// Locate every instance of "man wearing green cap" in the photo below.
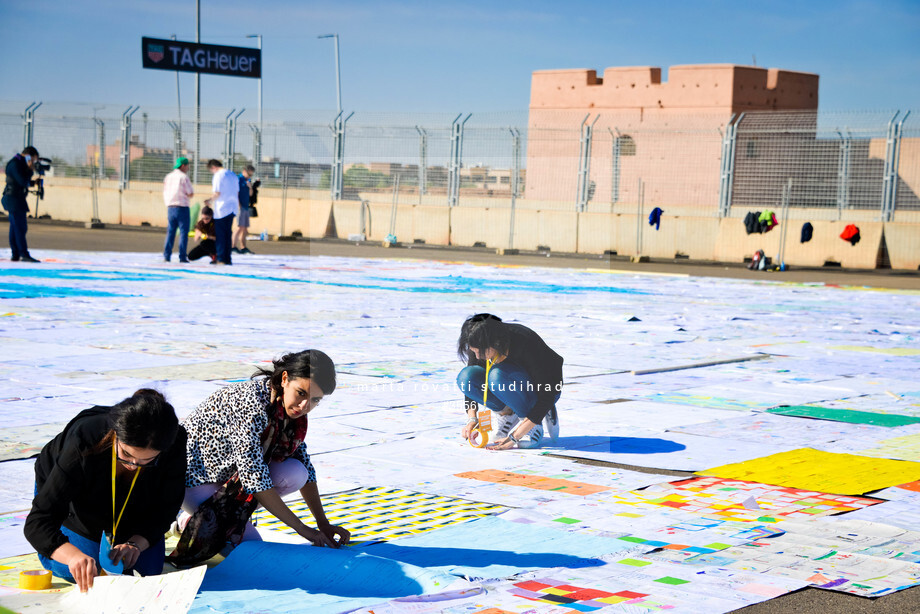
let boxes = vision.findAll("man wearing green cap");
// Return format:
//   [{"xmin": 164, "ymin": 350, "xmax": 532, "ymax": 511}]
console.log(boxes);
[{"xmin": 163, "ymin": 157, "xmax": 194, "ymax": 262}]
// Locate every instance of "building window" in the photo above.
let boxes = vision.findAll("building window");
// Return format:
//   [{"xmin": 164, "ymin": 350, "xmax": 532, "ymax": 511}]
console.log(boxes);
[
  {"xmin": 746, "ymin": 138, "xmax": 758, "ymax": 158},
  {"xmin": 618, "ymin": 135, "xmax": 636, "ymax": 156}
]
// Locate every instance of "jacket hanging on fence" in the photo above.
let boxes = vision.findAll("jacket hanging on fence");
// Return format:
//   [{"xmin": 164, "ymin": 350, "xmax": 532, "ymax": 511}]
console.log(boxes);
[
  {"xmin": 744, "ymin": 211, "xmax": 763, "ymax": 234},
  {"xmin": 840, "ymin": 224, "xmax": 861, "ymax": 245},
  {"xmin": 648, "ymin": 207, "xmax": 663, "ymax": 230},
  {"xmin": 759, "ymin": 209, "xmax": 778, "ymax": 233},
  {"xmin": 801, "ymin": 222, "xmax": 814, "ymax": 243}
]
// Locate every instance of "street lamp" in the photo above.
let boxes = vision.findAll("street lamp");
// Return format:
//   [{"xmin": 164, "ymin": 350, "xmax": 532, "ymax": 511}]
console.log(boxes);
[
  {"xmin": 246, "ymin": 34, "xmax": 262, "ymax": 131},
  {"xmin": 317, "ymin": 34, "xmax": 342, "ymax": 114}
]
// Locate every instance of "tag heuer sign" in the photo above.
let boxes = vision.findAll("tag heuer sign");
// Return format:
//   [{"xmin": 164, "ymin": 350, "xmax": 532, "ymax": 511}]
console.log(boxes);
[{"xmin": 141, "ymin": 36, "xmax": 261, "ymax": 79}]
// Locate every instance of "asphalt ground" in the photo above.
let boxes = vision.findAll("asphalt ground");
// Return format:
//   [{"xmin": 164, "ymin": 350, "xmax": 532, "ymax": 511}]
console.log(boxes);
[{"xmin": 5, "ymin": 218, "xmax": 920, "ymax": 612}]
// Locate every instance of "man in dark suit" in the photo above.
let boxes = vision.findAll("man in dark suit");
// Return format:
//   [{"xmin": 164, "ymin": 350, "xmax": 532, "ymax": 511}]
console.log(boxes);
[{"xmin": 2, "ymin": 146, "xmax": 41, "ymax": 262}]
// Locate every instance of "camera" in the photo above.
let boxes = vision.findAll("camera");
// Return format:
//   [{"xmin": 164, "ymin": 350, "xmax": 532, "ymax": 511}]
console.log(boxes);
[
  {"xmin": 250, "ymin": 179, "xmax": 261, "ymax": 205},
  {"xmin": 31, "ymin": 157, "xmax": 52, "ymax": 200}
]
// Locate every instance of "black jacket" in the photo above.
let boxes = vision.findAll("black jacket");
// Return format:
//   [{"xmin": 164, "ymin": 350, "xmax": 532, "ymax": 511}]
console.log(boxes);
[
  {"xmin": 2, "ymin": 154, "xmax": 33, "ymax": 213},
  {"xmin": 467, "ymin": 323, "xmax": 563, "ymax": 423},
  {"xmin": 25, "ymin": 407, "xmax": 187, "ymax": 558}
]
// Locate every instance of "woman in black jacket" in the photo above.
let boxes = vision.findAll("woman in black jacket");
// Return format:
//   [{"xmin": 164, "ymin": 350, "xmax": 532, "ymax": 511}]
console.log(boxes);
[
  {"xmin": 457, "ymin": 314, "xmax": 563, "ymax": 450},
  {"xmin": 24, "ymin": 390, "xmax": 186, "ymax": 592}
]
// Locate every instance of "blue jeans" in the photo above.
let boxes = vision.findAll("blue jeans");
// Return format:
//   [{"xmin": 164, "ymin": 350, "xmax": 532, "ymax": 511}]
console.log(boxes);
[
  {"xmin": 214, "ymin": 214, "xmax": 235, "ymax": 264},
  {"xmin": 37, "ymin": 525, "xmax": 166, "ymax": 581},
  {"xmin": 457, "ymin": 362, "xmax": 560, "ymax": 419},
  {"xmin": 163, "ymin": 206, "xmax": 190, "ymax": 261},
  {"xmin": 8, "ymin": 208, "xmax": 30, "ymax": 259}
]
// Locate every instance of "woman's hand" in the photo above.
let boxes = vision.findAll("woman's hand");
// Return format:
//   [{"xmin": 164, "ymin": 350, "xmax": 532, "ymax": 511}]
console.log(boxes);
[
  {"xmin": 68, "ymin": 552, "xmax": 98, "ymax": 593},
  {"xmin": 486, "ymin": 436, "xmax": 516, "ymax": 451},
  {"xmin": 315, "ymin": 522, "xmax": 351, "ymax": 548},
  {"xmin": 461, "ymin": 419, "xmax": 477, "ymax": 440},
  {"xmin": 109, "ymin": 536, "xmax": 147, "ymax": 570},
  {"xmin": 307, "ymin": 527, "xmax": 337, "ymax": 548}
]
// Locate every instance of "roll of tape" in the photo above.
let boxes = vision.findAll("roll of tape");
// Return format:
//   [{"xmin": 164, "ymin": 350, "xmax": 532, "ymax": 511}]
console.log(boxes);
[
  {"xmin": 469, "ymin": 428, "xmax": 489, "ymax": 448},
  {"xmin": 19, "ymin": 569, "xmax": 52, "ymax": 590}
]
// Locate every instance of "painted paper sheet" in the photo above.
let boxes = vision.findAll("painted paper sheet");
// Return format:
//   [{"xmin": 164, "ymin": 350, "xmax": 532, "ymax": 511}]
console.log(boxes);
[
  {"xmin": 765, "ymin": 405, "xmax": 920, "ymax": 427},
  {"xmin": 252, "ymin": 486, "xmax": 506, "ymax": 543},
  {"xmin": 357, "ymin": 515, "xmax": 648, "ymax": 580},
  {"xmin": 191, "ymin": 541, "xmax": 468, "ymax": 614},
  {"xmin": 698, "ymin": 448, "xmax": 920, "ymax": 495}
]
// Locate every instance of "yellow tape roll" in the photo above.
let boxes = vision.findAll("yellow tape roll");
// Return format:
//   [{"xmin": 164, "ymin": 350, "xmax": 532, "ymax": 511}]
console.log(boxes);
[
  {"xmin": 19, "ymin": 569, "xmax": 52, "ymax": 590},
  {"xmin": 468, "ymin": 428, "xmax": 489, "ymax": 448}
]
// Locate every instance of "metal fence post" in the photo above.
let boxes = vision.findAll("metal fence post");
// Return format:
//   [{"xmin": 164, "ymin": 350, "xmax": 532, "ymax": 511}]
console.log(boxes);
[
  {"xmin": 223, "ymin": 109, "xmax": 244, "ymax": 171},
  {"xmin": 280, "ymin": 165, "xmax": 288, "ymax": 236},
  {"xmin": 329, "ymin": 111, "xmax": 353, "ymax": 201},
  {"xmin": 881, "ymin": 110, "xmax": 910, "ymax": 222},
  {"xmin": 835, "ymin": 129, "xmax": 851, "ymax": 219},
  {"xmin": 448, "ymin": 113, "xmax": 471, "ymax": 207},
  {"xmin": 508, "ymin": 127, "xmax": 521, "ymax": 250},
  {"xmin": 250, "ymin": 124, "xmax": 262, "ymax": 170},
  {"xmin": 718, "ymin": 113, "xmax": 741, "ymax": 218},
  {"xmin": 609, "ymin": 127, "xmax": 621, "ymax": 205},
  {"xmin": 22, "ymin": 101, "xmax": 41, "ymax": 148},
  {"xmin": 94, "ymin": 118, "xmax": 106, "ymax": 179},
  {"xmin": 778, "ymin": 178, "xmax": 792, "ymax": 269},
  {"xmin": 576, "ymin": 114, "xmax": 598, "ymax": 212},
  {"xmin": 119, "ymin": 105, "xmax": 140, "ymax": 191},
  {"xmin": 168, "ymin": 121, "xmax": 182, "ymax": 164},
  {"xmin": 635, "ymin": 178, "xmax": 644, "ymax": 257},
  {"xmin": 415, "ymin": 126, "xmax": 428, "ymax": 203}
]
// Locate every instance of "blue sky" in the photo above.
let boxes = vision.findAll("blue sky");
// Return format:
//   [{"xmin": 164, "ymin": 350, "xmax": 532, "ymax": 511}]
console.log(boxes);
[{"xmin": 1, "ymin": 0, "xmax": 917, "ymax": 114}]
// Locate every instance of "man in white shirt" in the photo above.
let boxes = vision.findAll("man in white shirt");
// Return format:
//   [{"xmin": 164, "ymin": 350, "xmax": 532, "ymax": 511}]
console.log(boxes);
[
  {"xmin": 204, "ymin": 159, "xmax": 240, "ymax": 265},
  {"xmin": 162, "ymin": 157, "xmax": 194, "ymax": 262}
]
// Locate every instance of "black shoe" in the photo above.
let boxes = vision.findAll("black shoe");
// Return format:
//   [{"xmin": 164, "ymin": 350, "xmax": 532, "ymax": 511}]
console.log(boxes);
[
  {"xmin": 231, "ymin": 247, "xmax": 242, "ymax": 254},
  {"xmin": 241, "ymin": 247, "xmax": 254, "ymax": 254},
  {"xmin": 179, "ymin": 259, "xmax": 189, "ymax": 263},
  {"xmin": 21, "ymin": 255, "xmax": 40, "ymax": 263},
  {"xmin": 11, "ymin": 255, "xmax": 20, "ymax": 262}
]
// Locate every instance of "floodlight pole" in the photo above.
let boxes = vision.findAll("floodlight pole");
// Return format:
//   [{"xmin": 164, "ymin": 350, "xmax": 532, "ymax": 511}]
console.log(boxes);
[
  {"xmin": 318, "ymin": 34, "xmax": 342, "ymax": 114},
  {"xmin": 194, "ymin": 0, "xmax": 201, "ymax": 184},
  {"xmin": 246, "ymin": 34, "xmax": 263, "ymax": 132}
]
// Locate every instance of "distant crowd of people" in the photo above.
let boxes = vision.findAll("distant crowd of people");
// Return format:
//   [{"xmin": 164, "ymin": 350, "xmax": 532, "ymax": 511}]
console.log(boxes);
[{"xmin": 162, "ymin": 157, "xmax": 257, "ymax": 266}]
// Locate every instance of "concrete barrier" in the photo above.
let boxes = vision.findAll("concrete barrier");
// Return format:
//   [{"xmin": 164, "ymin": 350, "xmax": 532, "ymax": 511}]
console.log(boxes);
[
  {"xmin": 883, "ymin": 223, "xmax": 920, "ymax": 270},
  {"xmin": 449, "ymin": 208, "xmax": 511, "ymax": 248},
  {"xmin": 716, "ymin": 217, "xmax": 884, "ymax": 269},
  {"xmin": 23, "ymin": 177, "xmax": 920, "ymax": 270}
]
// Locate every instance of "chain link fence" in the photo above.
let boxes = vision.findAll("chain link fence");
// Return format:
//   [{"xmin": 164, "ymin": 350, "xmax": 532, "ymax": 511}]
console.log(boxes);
[{"xmin": 1, "ymin": 102, "xmax": 917, "ymax": 218}]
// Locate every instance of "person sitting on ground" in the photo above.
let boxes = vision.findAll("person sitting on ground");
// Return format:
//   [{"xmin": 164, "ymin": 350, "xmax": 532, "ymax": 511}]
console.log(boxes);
[
  {"xmin": 188, "ymin": 206, "xmax": 217, "ymax": 264},
  {"xmin": 171, "ymin": 349, "xmax": 350, "ymax": 566},
  {"xmin": 24, "ymin": 390, "xmax": 187, "ymax": 592},
  {"xmin": 457, "ymin": 313, "xmax": 563, "ymax": 450}
]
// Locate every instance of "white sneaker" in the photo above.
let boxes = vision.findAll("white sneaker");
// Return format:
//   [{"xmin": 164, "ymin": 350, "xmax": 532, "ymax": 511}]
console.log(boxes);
[
  {"xmin": 492, "ymin": 411, "xmax": 520, "ymax": 442},
  {"xmin": 517, "ymin": 423, "xmax": 544, "ymax": 449},
  {"xmin": 543, "ymin": 407, "xmax": 560, "ymax": 442}
]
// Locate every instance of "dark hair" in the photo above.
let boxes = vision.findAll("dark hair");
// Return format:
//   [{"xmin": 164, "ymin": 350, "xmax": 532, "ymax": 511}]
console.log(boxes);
[
  {"xmin": 254, "ymin": 349, "xmax": 337, "ymax": 396},
  {"xmin": 109, "ymin": 389, "xmax": 179, "ymax": 451},
  {"xmin": 243, "ymin": 164, "xmax": 255, "ymax": 174},
  {"xmin": 207, "ymin": 159, "xmax": 222, "ymax": 168},
  {"xmin": 22, "ymin": 146, "xmax": 39, "ymax": 157},
  {"xmin": 201, "ymin": 206, "xmax": 213, "ymax": 216},
  {"xmin": 457, "ymin": 313, "xmax": 510, "ymax": 361}
]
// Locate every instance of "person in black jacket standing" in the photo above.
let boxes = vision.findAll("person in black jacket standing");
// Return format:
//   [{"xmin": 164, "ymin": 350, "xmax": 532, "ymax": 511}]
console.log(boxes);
[
  {"xmin": 2, "ymin": 146, "xmax": 41, "ymax": 262},
  {"xmin": 457, "ymin": 314, "xmax": 563, "ymax": 450},
  {"xmin": 24, "ymin": 390, "xmax": 187, "ymax": 592}
]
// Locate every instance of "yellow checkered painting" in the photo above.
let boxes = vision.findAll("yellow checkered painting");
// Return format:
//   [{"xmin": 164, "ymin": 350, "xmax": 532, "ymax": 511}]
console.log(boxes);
[{"xmin": 252, "ymin": 487, "xmax": 507, "ymax": 543}]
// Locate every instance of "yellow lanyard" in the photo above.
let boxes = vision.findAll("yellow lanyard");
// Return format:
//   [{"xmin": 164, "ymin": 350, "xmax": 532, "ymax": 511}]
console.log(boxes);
[
  {"xmin": 483, "ymin": 358, "xmax": 493, "ymax": 406},
  {"xmin": 111, "ymin": 443, "xmax": 141, "ymax": 539}
]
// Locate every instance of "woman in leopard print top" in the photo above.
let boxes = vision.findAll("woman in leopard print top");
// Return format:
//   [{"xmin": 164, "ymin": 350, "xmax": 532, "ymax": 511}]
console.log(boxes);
[{"xmin": 180, "ymin": 349, "xmax": 349, "ymax": 548}]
